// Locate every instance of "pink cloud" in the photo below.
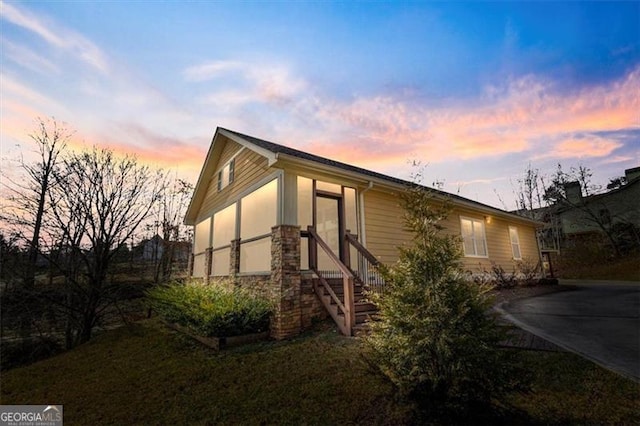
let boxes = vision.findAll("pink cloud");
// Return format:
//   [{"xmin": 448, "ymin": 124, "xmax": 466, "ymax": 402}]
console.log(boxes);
[
  {"xmin": 536, "ymin": 137, "xmax": 623, "ymax": 160},
  {"xmin": 293, "ymin": 66, "xmax": 639, "ymax": 172}
]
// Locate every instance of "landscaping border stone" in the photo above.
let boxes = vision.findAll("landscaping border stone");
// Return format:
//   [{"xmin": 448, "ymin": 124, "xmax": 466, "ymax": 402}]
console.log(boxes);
[{"xmin": 164, "ymin": 322, "xmax": 269, "ymax": 351}]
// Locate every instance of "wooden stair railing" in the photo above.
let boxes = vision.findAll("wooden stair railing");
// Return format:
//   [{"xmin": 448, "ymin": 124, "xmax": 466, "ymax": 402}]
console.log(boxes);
[
  {"xmin": 345, "ymin": 231, "xmax": 385, "ymax": 295},
  {"xmin": 307, "ymin": 226, "xmax": 356, "ymax": 336}
]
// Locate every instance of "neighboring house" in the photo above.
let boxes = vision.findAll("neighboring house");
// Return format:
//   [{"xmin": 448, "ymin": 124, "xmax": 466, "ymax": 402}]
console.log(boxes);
[
  {"xmin": 141, "ymin": 235, "xmax": 164, "ymax": 262},
  {"xmin": 140, "ymin": 235, "xmax": 192, "ymax": 263},
  {"xmin": 555, "ymin": 167, "xmax": 640, "ymax": 254},
  {"xmin": 184, "ymin": 128, "xmax": 543, "ymax": 338}
]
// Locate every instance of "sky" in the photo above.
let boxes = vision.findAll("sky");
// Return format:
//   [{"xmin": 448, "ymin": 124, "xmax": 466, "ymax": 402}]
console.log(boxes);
[{"xmin": 1, "ymin": 1, "xmax": 639, "ymax": 210}]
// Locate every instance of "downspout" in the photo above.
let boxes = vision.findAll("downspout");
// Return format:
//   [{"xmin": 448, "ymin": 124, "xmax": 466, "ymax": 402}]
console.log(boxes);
[{"xmin": 358, "ymin": 181, "xmax": 374, "ymax": 246}]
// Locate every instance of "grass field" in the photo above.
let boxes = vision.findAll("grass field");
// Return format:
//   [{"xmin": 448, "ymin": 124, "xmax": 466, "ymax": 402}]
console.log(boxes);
[{"xmin": 1, "ymin": 319, "xmax": 638, "ymax": 425}]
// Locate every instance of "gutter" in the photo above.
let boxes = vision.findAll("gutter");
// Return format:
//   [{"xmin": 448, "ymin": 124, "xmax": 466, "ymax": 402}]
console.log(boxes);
[{"xmin": 358, "ymin": 182, "xmax": 374, "ymax": 246}]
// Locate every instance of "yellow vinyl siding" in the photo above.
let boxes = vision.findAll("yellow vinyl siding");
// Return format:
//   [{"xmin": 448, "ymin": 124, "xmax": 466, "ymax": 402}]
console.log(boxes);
[
  {"xmin": 448, "ymin": 209, "xmax": 540, "ymax": 273},
  {"xmin": 218, "ymin": 139, "xmax": 242, "ymax": 168},
  {"xmin": 363, "ymin": 189, "xmax": 540, "ymax": 271},
  {"xmin": 363, "ymin": 189, "xmax": 412, "ymax": 265},
  {"xmin": 197, "ymin": 146, "xmax": 272, "ymax": 221}
]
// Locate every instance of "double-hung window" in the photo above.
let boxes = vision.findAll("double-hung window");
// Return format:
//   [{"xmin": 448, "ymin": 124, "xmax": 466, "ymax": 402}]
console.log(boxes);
[
  {"xmin": 460, "ymin": 217, "xmax": 488, "ymax": 257},
  {"xmin": 509, "ymin": 226, "xmax": 522, "ymax": 260},
  {"xmin": 217, "ymin": 159, "xmax": 235, "ymax": 191}
]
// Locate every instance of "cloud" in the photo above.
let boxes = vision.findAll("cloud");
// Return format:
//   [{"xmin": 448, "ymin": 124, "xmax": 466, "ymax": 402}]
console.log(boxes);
[
  {"xmin": 1, "ymin": 40, "xmax": 59, "ymax": 74},
  {"xmin": 294, "ymin": 66, "xmax": 640, "ymax": 171},
  {"xmin": 185, "ymin": 60, "xmax": 308, "ymax": 107},
  {"xmin": 535, "ymin": 136, "xmax": 623, "ymax": 160},
  {"xmin": 179, "ymin": 61, "xmax": 638, "ymax": 179},
  {"xmin": 0, "ymin": 1, "xmax": 109, "ymax": 72},
  {"xmin": 183, "ymin": 60, "xmax": 243, "ymax": 81},
  {"xmin": 602, "ymin": 155, "xmax": 637, "ymax": 164}
]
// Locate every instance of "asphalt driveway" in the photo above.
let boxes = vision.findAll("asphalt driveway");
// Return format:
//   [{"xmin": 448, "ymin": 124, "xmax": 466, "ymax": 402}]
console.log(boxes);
[{"xmin": 499, "ymin": 280, "xmax": 640, "ymax": 382}]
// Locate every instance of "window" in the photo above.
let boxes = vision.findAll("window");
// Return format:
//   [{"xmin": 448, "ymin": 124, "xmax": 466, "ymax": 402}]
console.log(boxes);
[
  {"xmin": 212, "ymin": 203, "xmax": 236, "ymax": 249},
  {"xmin": 239, "ymin": 179, "xmax": 278, "ymax": 273},
  {"xmin": 509, "ymin": 226, "xmax": 522, "ymax": 260},
  {"xmin": 240, "ymin": 179, "xmax": 278, "ymax": 240},
  {"xmin": 316, "ymin": 180, "xmax": 341, "ymax": 194},
  {"xmin": 210, "ymin": 203, "xmax": 236, "ymax": 277},
  {"xmin": 217, "ymin": 159, "xmax": 235, "ymax": 191},
  {"xmin": 460, "ymin": 217, "xmax": 487, "ymax": 257},
  {"xmin": 212, "ymin": 248, "xmax": 230, "ymax": 276},
  {"xmin": 297, "ymin": 176, "xmax": 313, "ymax": 230},
  {"xmin": 194, "ymin": 217, "xmax": 211, "ymax": 253}
]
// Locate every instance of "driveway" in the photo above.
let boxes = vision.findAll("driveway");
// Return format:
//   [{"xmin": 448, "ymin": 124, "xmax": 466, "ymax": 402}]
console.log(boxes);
[{"xmin": 499, "ymin": 280, "xmax": 640, "ymax": 382}]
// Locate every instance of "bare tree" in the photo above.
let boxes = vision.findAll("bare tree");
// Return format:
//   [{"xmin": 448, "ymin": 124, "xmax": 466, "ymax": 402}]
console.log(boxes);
[
  {"xmin": 45, "ymin": 147, "xmax": 167, "ymax": 346},
  {"xmin": 0, "ymin": 117, "xmax": 71, "ymax": 288},
  {"xmin": 513, "ymin": 163, "xmax": 545, "ymax": 218},
  {"xmin": 153, "ymin": 177, "xmax": 194, "ymax": 282}
]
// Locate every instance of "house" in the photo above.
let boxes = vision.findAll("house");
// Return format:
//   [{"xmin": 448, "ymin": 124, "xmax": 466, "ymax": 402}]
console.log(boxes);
[
  {"xmin": 141, "ymin": 235, "xmax": 164, "ymax": 262},
  {"xmin": 555, "ymin": 167, "xmax": 640, "ymax": 254},
  {"xmin": 184, "ymin": 128, "xmax": 543, "ymax": 338}
]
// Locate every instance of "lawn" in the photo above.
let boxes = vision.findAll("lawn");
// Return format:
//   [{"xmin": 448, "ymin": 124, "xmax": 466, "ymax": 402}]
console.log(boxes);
[{"xmin": 1, "ymin": 319, "xmax": 639, "ymax": 425}]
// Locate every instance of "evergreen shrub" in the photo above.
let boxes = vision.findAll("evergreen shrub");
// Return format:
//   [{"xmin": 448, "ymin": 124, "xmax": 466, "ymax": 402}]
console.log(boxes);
[
  {"xmin": 147, "ymin": 280, "xmax": 271, "ymax": 337},
  {"xmin": 364, "ymin": 183, "xmax": 528, "ymax": 406}
]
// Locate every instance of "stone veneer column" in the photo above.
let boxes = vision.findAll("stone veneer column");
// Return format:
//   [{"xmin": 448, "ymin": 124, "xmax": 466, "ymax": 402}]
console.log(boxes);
[
  {"xmin": 204, "ymin": 247, "xmax": 213, "ymax": 284},
  {"xmin": 230, "ymin": 239, "xmax": 240, "ymax": 276},
  {"xmin": 187, "ymin": 253, "xmax": 194, "ymax": 277},
  {"xmin": 270, "ymin": 225, "xmax": 301, "ymax": 339}
]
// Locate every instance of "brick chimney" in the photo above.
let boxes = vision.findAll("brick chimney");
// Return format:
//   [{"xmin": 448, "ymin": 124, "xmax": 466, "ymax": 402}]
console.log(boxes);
[
  {"xmin": 624, "ymin": 166, "xmax": 640, "ymax": 183},
  {"xmin": 564, "ymin": 181, "xmax": 582, "ymax": 204}
]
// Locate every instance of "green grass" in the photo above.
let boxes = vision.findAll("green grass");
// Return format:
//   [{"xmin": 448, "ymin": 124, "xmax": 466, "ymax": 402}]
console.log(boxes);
[{"xmin": 1, "ymin": 320, "xmax": 638, "ymax": 425}]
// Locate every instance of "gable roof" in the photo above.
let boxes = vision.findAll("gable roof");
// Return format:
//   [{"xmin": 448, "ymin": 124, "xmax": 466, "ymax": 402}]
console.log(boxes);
[{"xmin": 185, "ymin": 127, "xmax": 542, "ymax": 226}]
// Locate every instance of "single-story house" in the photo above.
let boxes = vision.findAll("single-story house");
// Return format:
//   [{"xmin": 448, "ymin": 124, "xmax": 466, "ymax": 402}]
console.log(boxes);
[{"xmin": 184, "ymin": 128, "xmax": 542, "ymax": 338}]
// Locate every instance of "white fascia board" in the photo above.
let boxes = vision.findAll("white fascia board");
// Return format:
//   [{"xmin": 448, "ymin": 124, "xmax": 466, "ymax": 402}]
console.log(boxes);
[{"xmin": 218, "ymin": 129, "xmax": 278, "ymax": 166}]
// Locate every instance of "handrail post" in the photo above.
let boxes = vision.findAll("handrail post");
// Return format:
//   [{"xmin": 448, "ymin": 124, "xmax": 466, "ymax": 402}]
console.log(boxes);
[
  {"xmin": 343, "ymin": 275, "xmax": 355, "ymax": 336},
  {"xmin": 343, "ymin": 229, "xmax": 351, "ymax": 270},
  {"xmin": 308, "ymin": 226, "xmax": 317, "ymax": 270}
]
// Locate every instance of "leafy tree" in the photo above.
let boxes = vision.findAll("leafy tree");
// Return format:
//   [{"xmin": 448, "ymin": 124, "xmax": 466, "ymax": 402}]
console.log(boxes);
[{"xmin": 364, "ymin": 183, "xmax": 526, "ymax": 406}]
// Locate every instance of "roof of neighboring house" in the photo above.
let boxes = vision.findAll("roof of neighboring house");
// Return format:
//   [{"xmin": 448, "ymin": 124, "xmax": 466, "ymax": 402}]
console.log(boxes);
[
  {"xmin": 555, "ymin": 175, "xmax": 640, "ymax": 214},
  {"xmin": 185, "ymin": 127, "xmax": 543, "ymax": 226}
]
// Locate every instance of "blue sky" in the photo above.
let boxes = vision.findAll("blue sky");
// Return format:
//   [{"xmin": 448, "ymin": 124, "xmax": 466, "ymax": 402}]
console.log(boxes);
[{"xmin": 2, "ymin": 1, "xmax": 639, "ymax": 209}]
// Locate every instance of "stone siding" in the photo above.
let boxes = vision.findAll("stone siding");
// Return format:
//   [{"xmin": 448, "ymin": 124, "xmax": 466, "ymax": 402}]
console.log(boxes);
[
  {"xmin": 201, "ymin": 225, "xmax": 328, "ymax": 340},
  {"xmin": 270, "ymin": 225, "xmax": 302, "ymax": 339}
]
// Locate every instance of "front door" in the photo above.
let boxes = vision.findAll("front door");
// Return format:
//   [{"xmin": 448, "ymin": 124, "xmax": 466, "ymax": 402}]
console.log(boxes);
[{"xmin": 315, "ymin": 193, "xmax": 344, "ymax": 271}]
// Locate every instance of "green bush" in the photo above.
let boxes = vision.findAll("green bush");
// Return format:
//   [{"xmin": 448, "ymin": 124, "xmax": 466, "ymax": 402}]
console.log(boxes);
[
  {"xmin": 364, "ymin": 183, "xmax": 528, "ymax": 406},
  {"xmin": 147, "ymin": 280, "xmax": 272, "ymax": 337}
]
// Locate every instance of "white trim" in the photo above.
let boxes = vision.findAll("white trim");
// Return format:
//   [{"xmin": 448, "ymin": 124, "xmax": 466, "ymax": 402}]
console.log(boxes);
[{"xmin": 220, "ymin": 129, "xmax": 278, "ymax": 166}]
